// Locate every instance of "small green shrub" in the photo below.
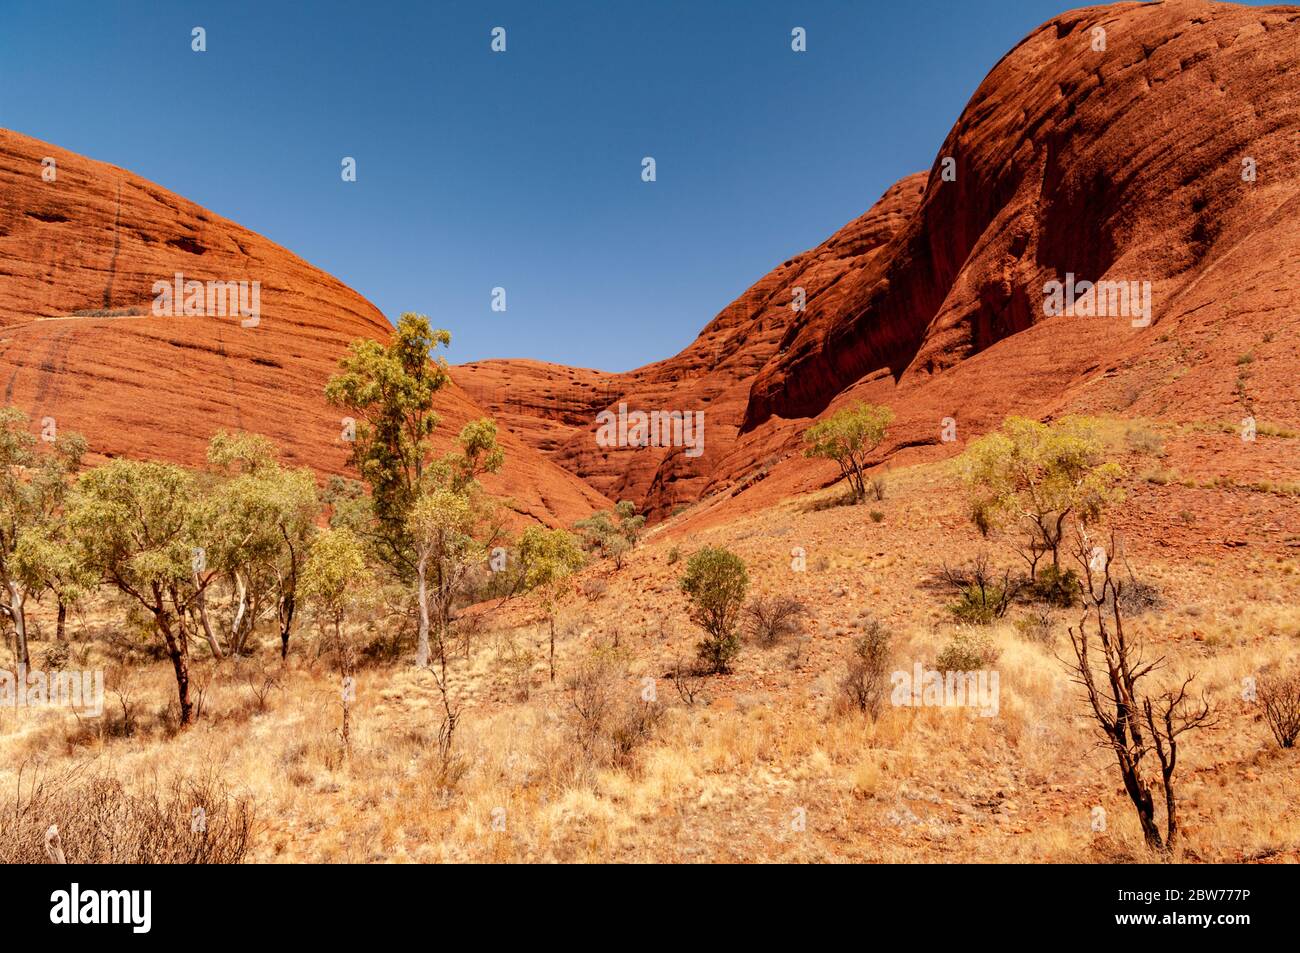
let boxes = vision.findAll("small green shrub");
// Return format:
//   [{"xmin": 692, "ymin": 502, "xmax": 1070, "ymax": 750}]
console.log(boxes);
[
  {"xmin": 839, "ymin": 617, "xmax": 894, "ymax": 718},
  {"xmin": 935, "ymin": 630, "xmax": 1000, "ymax": 673},
  {"xmin": 1014, "ymin": 609, "xmax": 1055, "ymax": 646},
  {"xmin": 679, "ymin": 547, "xmax": 749, "ymax": 674},
  {"xmin": 941, "ymin": 555, "xmax": 1020, "ymax": 624},
  {"xmin": 949, "ymin": 586, "xmax": 1010, "ymax": 625},
  {"xmin": 1033, "ymin": 565, "xmax": 1081, "ymax": 607}
]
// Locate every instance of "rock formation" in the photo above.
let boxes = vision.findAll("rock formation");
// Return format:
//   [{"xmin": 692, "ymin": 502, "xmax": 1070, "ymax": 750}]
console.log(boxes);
[
  {"xmin": 458, "ymin": 0, "xmax": 1300, "ymax": 522},
  {"xmin": 0, "ymin": 128, "xmax": 609, "ymax": 527}
]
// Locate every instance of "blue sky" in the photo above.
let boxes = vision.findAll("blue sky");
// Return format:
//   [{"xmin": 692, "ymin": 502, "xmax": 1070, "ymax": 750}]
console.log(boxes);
[{"xmin": 0, "ymin": 1, "xmax": 1224, "ymax": 371}]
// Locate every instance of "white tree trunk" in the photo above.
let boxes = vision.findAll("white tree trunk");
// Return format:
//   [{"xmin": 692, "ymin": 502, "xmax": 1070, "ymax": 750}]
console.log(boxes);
[
  {"xmin": 8, "ymin": 581, "xmax": 28, "ymax": 668},
  {"xmin": 229, "ymin": 573, "xmax": 256, "ymax": 656},
  {"xmin": 194, "ymin": 574, "xmax": 225, "ymax": 659},
  {"xmin": 415, "ymin": 553, "xmax": 431, "ymax": 669}
]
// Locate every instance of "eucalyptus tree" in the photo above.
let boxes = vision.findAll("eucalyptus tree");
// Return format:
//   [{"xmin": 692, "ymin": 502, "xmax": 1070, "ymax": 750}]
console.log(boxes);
[
  {"xmin": 204, "ymin": 431, "xmax": 319, "ymax": 658},
  {"xmin": 325, "ymin": 312, "xmax": 453, "ymax": 580},
  {"xmin": 0, "ymin": 408, "xmax": 86, "ymax": 665},
  {"xmin": 68, "ymin": 460, "xmax": 212, "ymax": 724},
  {"xmin": 517, "ymin": 526, "xmax": 585, "ymax": 682}
]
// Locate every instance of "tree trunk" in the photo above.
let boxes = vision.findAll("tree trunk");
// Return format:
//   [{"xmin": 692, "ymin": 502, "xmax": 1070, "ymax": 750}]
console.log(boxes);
[
  {"xmin": 194, "ymin": 576, "xmax": 225, "ymax": 659},
  {"xmin": 229, "ymin": 574, "xmax": 248, "ymax": 655},
  {"xmin": 279, "ymin": 532, "xmax": 299, "ymax": 660},
  {"xmin": 415, "ymin": 554, "xmax": 431, "ymax": 669},
  {"xmin": 55, "ymin": 599, "xmax": 66, "ymax": 642},
  {"xmin": 548, "ymin": 614, "xmax": 556, "ymax": 683},
  {"xmin": 1047, "ymin": 512, "xmax": 1068, "ymax": 573},
  {"xmin": 842, "ymin": 458, "xmax": 861, "ymax": 501},
  {"xmin": 231, "ymin": 578, "xmax": 258, "ymax": 656},
  {"xmin": 436, "ymin": 568, "xmax": 455, "ymax": 670},
  {"xmin": 156, "ymin": 610, "xmax": 193, "ymax": 726},
  {"xmin": 8, "ymin": 583, "xmax": 28, "ymax": 668},
  {"xmin": 1116, "ymin": 753, "xmax": 1162, "ymax": 849},
  {"xmin": 279, "ymin": 592, "xmax": 295, "ymax": 660},
  {"xmin": 1162, "ymin": 778, "xmax": 1179, "ymax": 850},
  {"xmin": 336, "ymin": 616, "xmax": 351, "ymax": 755}
]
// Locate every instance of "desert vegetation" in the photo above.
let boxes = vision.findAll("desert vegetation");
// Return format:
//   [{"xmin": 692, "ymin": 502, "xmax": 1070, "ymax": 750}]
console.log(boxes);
[
  {"xmin": 0, "ymin": 321, "xmax": 1296, "ymax": 865},
  {"xmin": 803, "ymin": 402, "xmax": 893, "ymax": 503}
]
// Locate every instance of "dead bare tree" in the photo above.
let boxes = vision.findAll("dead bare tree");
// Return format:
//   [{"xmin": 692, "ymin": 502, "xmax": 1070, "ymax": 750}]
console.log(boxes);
[
  {"xmin": 743, "ymin": 594, "xmax": 809, "ymax": 647},
  {"xmin": 106, "ymin": 665, "xmax": 138, "ymax": 738},
  {"xmin": 1064, "ymin": 530, "xmax": 1214, "ymax": 852},
  {"xmin": 669, "ymin": 656, "xmax": 704, "ymax": 707},
  {"xmin": 939, "ymin": 551, "xmax": 1023, "ymax": 622},
  {"xmin": 427, "ymin": 658, "xmax": 462, "ymax": 784},
  {"xmin": 238, "ymin": 657, "xmax": 283, "ymax": 713},
  {"xmin": 1258, "ymin": 669, "xmax": 1300, "ymax": 748},
  {"xmin": 838, "ymin": 616, "xmax": 894, "ymax": 718}
]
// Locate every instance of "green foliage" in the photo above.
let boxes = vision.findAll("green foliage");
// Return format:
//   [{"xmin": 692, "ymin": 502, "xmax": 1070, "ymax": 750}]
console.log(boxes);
[
  {"xmin": 0, "ymin": 407, "xmax": 87, "ymax": 662},
  {"xmin": 678, "ymin": 546, "xmax": 749, "ymax": 673},
  {"xmin": 322, "ymin": 476, "xmax": 371, "ymax": 536},
  {"xmin": 450, "ymin": 418, "xmax": 505, "ymax": 488},
  {"xmin": 206, "ymin": 430, "xmax": 278, "ymax": 475},
  {"xmin": 518, "ymin": 525, "xmax": 586, "ymax": 682},
  {"xmin": 408, "ymin": 485, "xmax": 488, "ymax": 667},
  {"xmin": 407, "ymin": 489, "xmax": 477, "ymax": 559},
  {"xmin": 803, "ymin": 402, "xmax": 893, "ymax": 502},
  {"xmin": 301, "ymin": 528, "xmax": 373, "ymax": 628},
  {"xmin": 574, "ymin": 500, "xmax": 645, "ymax": 569},
  {"xmin": 934, "ymin": 630, "xmax": 1000, "ymax": 673},
  {"xmin": 962, "ymin": 416, "xmax": 1124, "ymax": 571},
  {"xmin": 518, "ymin": 526, "xmax": 586, "ymax": 605},
  {"xmin": 941, "ymin": 555, "xmax": 1021, "ymax": 624},
  {"xmin": 67, "ymin": 457, "xmax": 206, "ymax": 721},
  {"xmin": 948, "ymin": 586, "xmax": 1011, "ymax": 625},
  {"xmin": 202, "ymin": 431, "xmax": 320, "ymax": 655},
  {"xmin": 324, "ymin": 312, "xmax": 453, "ymax": 577},
  {"xmin": 70, "ymin": 459, "xmax": 201, "ymax": 598},
  {"xmin": 1032, "ymin": 564, "xmax": 1082, "ymax": 607},
  {"xmin": 405, "ymin": 420, "xmax": 506, "ymax": 667},
  {"xmin": 13, "ymin": 528, "xmax": 94, "ymax": 611},
  {"xmin": 840, "ymin": 617, "xmax": 894, "ymax": 718}
]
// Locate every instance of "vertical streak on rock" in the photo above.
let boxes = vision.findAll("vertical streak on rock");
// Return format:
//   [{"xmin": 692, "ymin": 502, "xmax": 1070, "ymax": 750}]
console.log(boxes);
[{"xmin": 103, "ymin": 181, "xmax": 122, "ymax": 310}]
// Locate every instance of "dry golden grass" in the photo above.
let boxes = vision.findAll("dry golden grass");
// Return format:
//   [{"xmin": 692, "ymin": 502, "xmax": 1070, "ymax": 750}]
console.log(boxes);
[{"xmin": 2, "ymin": 445, "xmax": 1299, "ymax": 863}]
